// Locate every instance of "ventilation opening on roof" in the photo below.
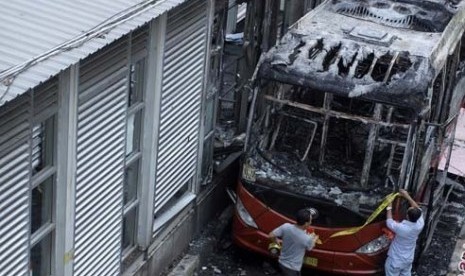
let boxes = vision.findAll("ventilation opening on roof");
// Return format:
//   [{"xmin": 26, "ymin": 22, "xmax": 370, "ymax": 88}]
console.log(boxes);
[
  {"xmin": 370, "ymin": 52, "xmax": 412, "ymax": 83},
  {"xmin": 309, "ymin": 39, "xmax": 324, "ymax": 59},
  {"xmin": 289, "ymin": 40, "xmax": 306, "ymax": 65},
  {"xmin": 371, "ymin": 53, "xmax": 393, "ymax": 82},
  {"xmin": 338, "ymin": 52, "xmax": 358, "ymax": 77},
  {"xmin": 330, "ymin": 0, "xmax": 452, "ymax": 32},
  {"xmin": 386, "ymin": 54, "xmax": 412, "ymax": 83},
  {"xmin": 322, "ymin": 43, "xmax": 342, "ymax": 71},
  {"xmin": 354, "ymin": 53, "xmax": 375, "ymax": 79}
]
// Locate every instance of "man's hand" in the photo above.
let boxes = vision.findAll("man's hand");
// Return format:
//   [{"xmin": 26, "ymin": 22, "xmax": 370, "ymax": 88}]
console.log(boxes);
[
  {"xmin": 399, "ymin": 189, "xmax": 410, "ymax": 199},
  {"xmin": 313, "ymin": 234, "xmax": 322, "ymax": 245},
  {"xmin": 399, "ymin": 189, "xmax": 420, "ymax": 209}
]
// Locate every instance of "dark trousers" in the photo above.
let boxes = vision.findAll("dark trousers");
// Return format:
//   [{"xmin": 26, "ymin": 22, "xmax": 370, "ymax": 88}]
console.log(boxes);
[{"xmin": 279, "ymin": 263, "xmax": 301, "ymax": 276}]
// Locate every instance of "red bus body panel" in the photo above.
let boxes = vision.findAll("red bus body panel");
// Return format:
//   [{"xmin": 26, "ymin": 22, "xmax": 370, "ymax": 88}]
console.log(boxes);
[{"xmin": 232, "ymin": 182, "xmax": 387, "ymax": 275}]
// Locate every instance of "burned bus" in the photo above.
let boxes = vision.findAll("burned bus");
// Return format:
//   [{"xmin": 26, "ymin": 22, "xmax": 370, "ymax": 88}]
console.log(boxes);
[{"xmin": 232, "ymin": 0, "xmax": 465, "ymax": 274}]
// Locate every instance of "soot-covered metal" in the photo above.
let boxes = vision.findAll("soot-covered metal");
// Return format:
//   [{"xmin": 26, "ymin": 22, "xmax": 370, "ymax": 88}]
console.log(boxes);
[
  {"xmin": 244, "ymin": 0, "xmax": 465, "ymax": 217},
  {"xmin": 244, "ymin": 92, "xmax": 407, "ymax": 215},
  {"xmin": 258, "ymin": 0, "xmax": 465, "ymax": 111},
  {"xmin": 330, "ymin": 0, "xmax": 454, "ymax": 32}
]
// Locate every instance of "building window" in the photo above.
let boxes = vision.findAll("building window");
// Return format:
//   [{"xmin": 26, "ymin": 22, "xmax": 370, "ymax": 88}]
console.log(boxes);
[
  {"xmin": 31, "ymin": 177, "xmax": 53, "ymax": 233},
  {"xmin": 126, "ymin": 111, "xmax": 142, "ymax": 157},
  {"xmin": 201, "ymin": 136, "xmax": 214, "ymax": 184},
  {"xmin": 124, "ymin": 160, "xmax": 139, "ymax": 205},
  {"xmin": 30, "ymin": 232, "xmax": 53, "ymax": 276},
  {"xmin": 122, "ymin": 207, "xmax": 137, "ymax": 250},
  {"xmin": 32, "ymin": 117, "xmax": 55, "ymax": 175},
  {"xmin": 202, "ymin": 97, "xmax": 215, "ymax": 180},
  {"xmin": 200, "ymin": 14, "xmax": 221, "ymax": 186},
  {"xmin": 122, "ymin": 58, "xmax": 145, "ymax": 256},
  {"xmin": 128, "ymin": 61, "xmax": 145, "ymax": 107},
  {"xmin": 30, "ymin": 116, "xmax": 56, "ymax": 276},
  {"xmin": 154, "ymin": 181, "xmax": 190, "ymax": 217}
]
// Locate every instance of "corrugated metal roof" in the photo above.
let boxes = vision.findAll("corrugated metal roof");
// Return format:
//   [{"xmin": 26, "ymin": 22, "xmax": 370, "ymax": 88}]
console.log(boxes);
[{"xmin": 0, "ymin": 0, "xmax": 189, "ymax": 106}]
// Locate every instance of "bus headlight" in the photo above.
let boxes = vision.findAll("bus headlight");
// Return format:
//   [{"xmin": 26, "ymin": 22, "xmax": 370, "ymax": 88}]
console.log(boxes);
[
  {"xmin": 355, "ymin": 235, "xmax": 390, "ymax": 254},
  {"xmin": 236, "ymin": 197, "xmax": 258, "ymax": 228}
]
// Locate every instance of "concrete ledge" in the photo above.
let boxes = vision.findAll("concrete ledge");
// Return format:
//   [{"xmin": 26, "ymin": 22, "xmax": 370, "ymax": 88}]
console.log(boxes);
[{"xmin": 167, "ymin": 255, "xmax": 200, "ymax": 276}]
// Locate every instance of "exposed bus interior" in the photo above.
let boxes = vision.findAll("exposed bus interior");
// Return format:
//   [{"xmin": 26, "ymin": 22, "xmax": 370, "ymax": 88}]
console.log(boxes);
[
  {"xmin": 239, "ymin": 0, "xmax": 465, "ymax": 229},
  {"xmin": 243, "ymin": 81, "xmax": 416, "ymax": 222}
]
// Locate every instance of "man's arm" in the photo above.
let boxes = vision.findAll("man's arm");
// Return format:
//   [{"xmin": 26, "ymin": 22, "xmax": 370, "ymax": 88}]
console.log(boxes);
[
  {"xmin": 269, "ymin": 225, "xmax": 283, "ymax": 244},
  {"xmin": 399, "ymin": 189, "xmax": 420, "ymax": 208},
  {"xmin": 306, "ymin": 234, "xmax": 317, "ymax": 251},
  {"xmin": 268, "ymin": 231, "xmax": 280, "ymax": 244},
  {"xmin": 386, "ymin": 202, "xmax": 393, "ymax": 220},
  {"xmin": 386, "ymin": 202, "xmax": 398, "ymax": 232},
  {"xmin": 386, "ymin": 189, "xmax": 421, "ymax": 232}
]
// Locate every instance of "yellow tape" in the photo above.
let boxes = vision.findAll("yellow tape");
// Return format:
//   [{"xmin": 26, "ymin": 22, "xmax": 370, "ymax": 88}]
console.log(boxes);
[
  {"xmin": 269, "ymin": 193, "xmax": 397, "ymax": 250},
  {"xmin": 327, "ymin": 192, "xmax": 399, "ymax": 239}
]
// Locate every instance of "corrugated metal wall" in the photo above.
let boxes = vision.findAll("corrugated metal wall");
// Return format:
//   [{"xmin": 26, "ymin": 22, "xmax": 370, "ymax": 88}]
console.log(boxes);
[
  {"xmin": 0, "ymin": 94, "xmax": 31, "ymax": 276},
  {"xmin": 0, "ymin": 77, "xmax": 59, "ymax": 276},
  {"xmin": 33, "ymin": 81, "xmax": 59, "ymax": 119},
  {"xmin": 73, "ymin": 38, "xmax": 128, "ymax": 276},
  {"xmin": 154, "ymin": 0, "xmax": 207, "ymax": 214},
  {"xmin": 131, "ymin": 26, "xmax": 149, "ymax": 58}
]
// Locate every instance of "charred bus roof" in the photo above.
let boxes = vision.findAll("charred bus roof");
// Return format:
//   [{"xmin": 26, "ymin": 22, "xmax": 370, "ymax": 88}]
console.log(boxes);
[{"xmin": 258, "ymin": 0, "xmax": 465, "ymax": 110}]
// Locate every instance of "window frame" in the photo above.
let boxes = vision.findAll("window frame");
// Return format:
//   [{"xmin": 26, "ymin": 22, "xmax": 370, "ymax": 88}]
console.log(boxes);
[
  {"xmin": 121, "ymin": 55, "xmax": 146, "ymax": 259},
  {"xmin": 29, "ymin": 114, "xmax": 57, "ymax": 276}
]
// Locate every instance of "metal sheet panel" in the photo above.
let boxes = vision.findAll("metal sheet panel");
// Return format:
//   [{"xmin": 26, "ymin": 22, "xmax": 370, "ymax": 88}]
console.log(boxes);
[
  {"xmin": 0, "ymin": 94, "xmax": 31, "ymax": 276},
  {"xmin": 0, "ymin": 0, "xmax": 191, "ymax": 108},
  {"xmin": 73, "ymin": 38, "xmax": 128, "ymax": 276},
  {"xmin": 154, "ymin": 0, "xmax": 207, "ymax": 214},
  {"xmin": 32, "ymin": 78, "xmax": 58, "ymax": 118},
  {"xmin": 131, "ymin": 26, "xmax": 150, "ymax": 58}
]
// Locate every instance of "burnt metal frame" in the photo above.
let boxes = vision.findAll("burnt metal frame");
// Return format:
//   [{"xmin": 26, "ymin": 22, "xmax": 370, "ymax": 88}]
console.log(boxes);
[
  {"xmin": 418, "ymin": 38, "xmax": 463, "ymax": 256},
  {"xmin": 269, "ymin": 111, "xmax": 318, "ymax": 161},
  {"xmin": 264, "ymin": 93, "xmax": 412, "ymax": 188}
]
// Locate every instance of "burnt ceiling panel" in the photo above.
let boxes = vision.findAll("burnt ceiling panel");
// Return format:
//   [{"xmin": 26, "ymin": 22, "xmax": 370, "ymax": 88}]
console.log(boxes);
[{"xmin": 260, "ymin": 32, "xmax": 431, "ymax": 110}]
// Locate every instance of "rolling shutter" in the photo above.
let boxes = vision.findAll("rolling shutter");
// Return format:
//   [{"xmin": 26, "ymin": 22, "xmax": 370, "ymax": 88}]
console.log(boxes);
[
  {"xmin": 154, "ymin": 0, "xmax": 207, "ymax": 214},
  {"xmin": 131, "ymin": 25, "xmax": 149, "ymax": 59},
  {"xmin": 0, "ymin": 94, "xmax": 31, "ymax": 276},
  {"xmin": 33, "ymin": 79, "xmax": 59, "ymax": 119},
  {"xmin": 32, "ymin": 79, "xmax": 59, "ymax": 171},
  {"xmin": 73, "ymin": 38, "xmax": 128, "ymax": 276}
]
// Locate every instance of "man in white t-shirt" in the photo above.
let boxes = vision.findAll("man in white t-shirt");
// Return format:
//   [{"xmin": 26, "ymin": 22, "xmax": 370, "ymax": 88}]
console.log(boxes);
[
  {"xmin": 385, "ymin": 189, "xmax": 424, "ymax": 276},
  {"xmin": 269, "ymin": 209, "xmax": 317, "ymax": 276}
]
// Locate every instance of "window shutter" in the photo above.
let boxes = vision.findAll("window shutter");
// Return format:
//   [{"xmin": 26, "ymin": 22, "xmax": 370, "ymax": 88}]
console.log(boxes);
[
  {"xmin": 0, "ymin": 94, "xmax": 31, "ymax": 276},
  {"xmin": 154, "ymin": 0, "xmax": 207, "ymax": 214},
  {"xmin": 73, "ymin": 38, "xmax": 128, "ymax": 276}
]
